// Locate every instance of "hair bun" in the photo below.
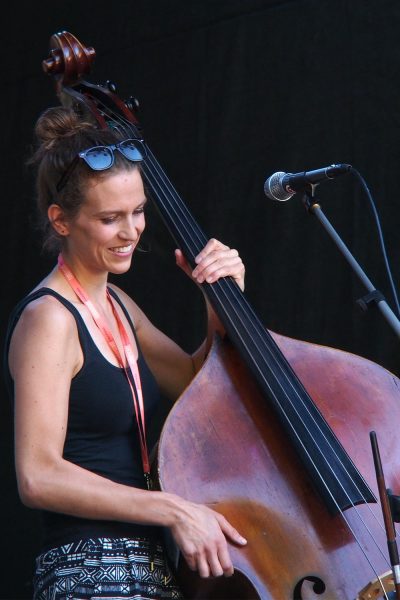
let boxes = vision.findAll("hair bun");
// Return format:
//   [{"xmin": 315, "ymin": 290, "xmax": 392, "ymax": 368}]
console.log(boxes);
[{"xmin": 34, "ymin": 106, "xmax": 94, "ymax": 149}]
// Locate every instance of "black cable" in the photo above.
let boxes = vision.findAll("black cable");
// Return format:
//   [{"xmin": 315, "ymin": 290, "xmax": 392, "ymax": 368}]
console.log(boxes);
[{"xmin": 350, "ymin": 167, "xmax": 400, "ymax": 318}]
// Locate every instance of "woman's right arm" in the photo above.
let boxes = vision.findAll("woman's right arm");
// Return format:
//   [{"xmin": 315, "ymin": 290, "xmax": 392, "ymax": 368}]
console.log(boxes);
[{"xmin": 8, "ymin": 296, "xmax": 246, "ymax": 578}]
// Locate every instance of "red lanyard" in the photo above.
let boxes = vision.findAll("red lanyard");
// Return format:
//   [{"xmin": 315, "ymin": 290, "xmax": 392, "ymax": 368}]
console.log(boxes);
[{"xmin": 57, "ymin": 254, "xmax": 152, "ymax": 490}]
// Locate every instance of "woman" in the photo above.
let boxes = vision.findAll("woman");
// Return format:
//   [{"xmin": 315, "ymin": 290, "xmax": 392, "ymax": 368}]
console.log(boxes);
[{"xmin": 4, "ymin": 106, "xmax": 247, "ymax": 599}]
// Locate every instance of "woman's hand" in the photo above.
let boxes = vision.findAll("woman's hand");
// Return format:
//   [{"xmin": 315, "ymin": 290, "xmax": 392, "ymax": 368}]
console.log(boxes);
[
  {"xmin": 175, "ymin": 238, "xmax": 245, "ymax": 292},
  {"xmin": 168, "ymin": 497, "xmax": 247, "ymax": 578}
]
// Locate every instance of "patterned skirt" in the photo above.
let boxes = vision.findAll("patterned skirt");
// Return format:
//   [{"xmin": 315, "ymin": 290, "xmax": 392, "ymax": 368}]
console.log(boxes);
[{"xmin": 33, "ymin": 537, "xmax": 184, "ymax": 599}]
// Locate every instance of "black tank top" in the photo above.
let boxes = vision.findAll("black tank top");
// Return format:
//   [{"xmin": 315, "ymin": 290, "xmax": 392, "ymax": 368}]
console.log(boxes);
[{"xmin": 4, "ymin": 287, "xmax": 163, "ymax": 550}]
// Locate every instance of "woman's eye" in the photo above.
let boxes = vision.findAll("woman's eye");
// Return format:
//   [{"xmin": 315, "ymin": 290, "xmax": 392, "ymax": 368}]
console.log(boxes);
[
  {"xmin": 101, "ymin": 216, "xmax": 117, "ymax": 224},
  {"xmin": 134, "ymin": 207, "xmax": 145, "ymax": 215}
]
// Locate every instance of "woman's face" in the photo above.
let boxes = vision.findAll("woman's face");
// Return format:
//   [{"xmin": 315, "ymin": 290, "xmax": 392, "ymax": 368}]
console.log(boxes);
[{"xmin": 64, "ymin": 168, "xmax": 146, "ymax": 276}]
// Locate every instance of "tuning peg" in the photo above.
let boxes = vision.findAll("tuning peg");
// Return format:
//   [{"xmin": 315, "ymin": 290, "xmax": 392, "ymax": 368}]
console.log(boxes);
[
  {"xmin": 106, "ymin": 80, "xmax": 117, "ymax": 93},
  {"xmin": 126, "ymin": 96, "xmax": 140, "ymax": 114}
]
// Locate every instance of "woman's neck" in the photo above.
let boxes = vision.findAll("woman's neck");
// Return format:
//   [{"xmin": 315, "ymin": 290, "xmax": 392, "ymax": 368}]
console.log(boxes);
[{"xmin": 58, "ymin": 251, "xmax": 110, "ymax": 308}]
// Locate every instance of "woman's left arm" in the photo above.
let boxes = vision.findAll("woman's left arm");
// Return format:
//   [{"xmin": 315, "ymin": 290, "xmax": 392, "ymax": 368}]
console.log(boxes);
[{"xmin": 117, "ymin": 239, "xmax": 245, "ymax": 401}]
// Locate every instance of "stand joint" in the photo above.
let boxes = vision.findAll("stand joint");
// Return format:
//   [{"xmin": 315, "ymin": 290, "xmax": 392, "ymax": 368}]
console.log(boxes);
[{"xmin": 356, "ymin": 289, "xmax": 385, "ymax": 313}]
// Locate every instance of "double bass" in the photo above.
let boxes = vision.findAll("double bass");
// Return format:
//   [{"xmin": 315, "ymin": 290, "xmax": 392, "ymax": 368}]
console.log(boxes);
[{"xmin": 42, "ymin": 31, "xmax": 400, "ymax": 599}]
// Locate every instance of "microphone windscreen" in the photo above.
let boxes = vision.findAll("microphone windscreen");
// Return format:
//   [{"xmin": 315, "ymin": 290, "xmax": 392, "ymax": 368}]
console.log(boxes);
[{"xmin": 264, "ymin": 171, "xmax": 294, "ymax": 201}]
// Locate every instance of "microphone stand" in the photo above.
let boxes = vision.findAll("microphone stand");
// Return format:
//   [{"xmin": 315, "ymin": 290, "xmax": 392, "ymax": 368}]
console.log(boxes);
[{"xmin": 302, "ymin": 187, "xmax": 400, "ymax": 339}]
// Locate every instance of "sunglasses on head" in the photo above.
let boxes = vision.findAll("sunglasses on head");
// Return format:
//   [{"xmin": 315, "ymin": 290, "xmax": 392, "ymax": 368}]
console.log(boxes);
[{"xmin": 56, "ymin": 138, "xmax": 147, "ymax": 193}]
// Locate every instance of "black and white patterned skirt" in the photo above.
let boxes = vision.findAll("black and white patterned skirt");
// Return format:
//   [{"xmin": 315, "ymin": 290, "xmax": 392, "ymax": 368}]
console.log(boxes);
[{"xmin": 33, "ymin": 537, "xmax": 184, "ymax": 599}]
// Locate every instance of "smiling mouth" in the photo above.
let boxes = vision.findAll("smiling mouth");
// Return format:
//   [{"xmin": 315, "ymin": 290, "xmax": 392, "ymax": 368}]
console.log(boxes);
[{"xmin": 110, "ymin": 244, "xmax": 133, "ymax": 253}]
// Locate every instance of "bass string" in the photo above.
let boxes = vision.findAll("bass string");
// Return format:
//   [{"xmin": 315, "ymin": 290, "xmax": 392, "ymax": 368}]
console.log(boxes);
[
  {"xmin": 95, "ymin": 101, "xmax": 391, "ymax": 594},
  {"xmin": 106, "ymin": 105, "xmax": 377, "ymax": 504},
  {"xmin": 104, "ymin": 105, "xmax": 383, "ymax": 505},
  {"xmin": 105, "ymin": 101, "xmax": 389, "ymax": 530}
]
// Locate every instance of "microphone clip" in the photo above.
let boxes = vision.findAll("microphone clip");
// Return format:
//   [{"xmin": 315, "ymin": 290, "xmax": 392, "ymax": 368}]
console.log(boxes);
[{"xmin": 356, "ymin": 289, "xmax": 386, "ymax": 314}]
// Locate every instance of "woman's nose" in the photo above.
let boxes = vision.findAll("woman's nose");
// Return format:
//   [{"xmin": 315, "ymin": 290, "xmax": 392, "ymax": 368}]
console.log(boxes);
[{"xmin": 119, "ymin": 215, "xmax": 144, "ymax": 239}]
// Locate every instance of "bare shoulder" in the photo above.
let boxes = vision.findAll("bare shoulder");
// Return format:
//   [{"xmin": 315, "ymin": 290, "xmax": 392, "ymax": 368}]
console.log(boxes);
[
  {"xmin": 12, "ymin": 294, "xmax": 77, "ymax": 338},
  {"xmin": 9, "ymin": 294, "xmax": 80, "ymax": 377}
]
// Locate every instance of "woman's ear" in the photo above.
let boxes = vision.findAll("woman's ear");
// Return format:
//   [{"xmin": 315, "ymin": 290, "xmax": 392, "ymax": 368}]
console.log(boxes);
[{"xmin": 48, "ymin": 204, "xmax": 70, "ymax": 237}]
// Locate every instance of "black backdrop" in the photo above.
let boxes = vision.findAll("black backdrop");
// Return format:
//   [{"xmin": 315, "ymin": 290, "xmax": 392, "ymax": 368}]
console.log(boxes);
[{"xmin": 2, "ymin": 1, "xmax": 400, "ymax": 597}]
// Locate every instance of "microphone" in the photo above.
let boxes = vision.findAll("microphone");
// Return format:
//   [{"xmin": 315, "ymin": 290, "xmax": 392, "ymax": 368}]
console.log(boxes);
[{"xmin": 264, "ymin": 163, "xmax": 352, "ymax": 201}]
